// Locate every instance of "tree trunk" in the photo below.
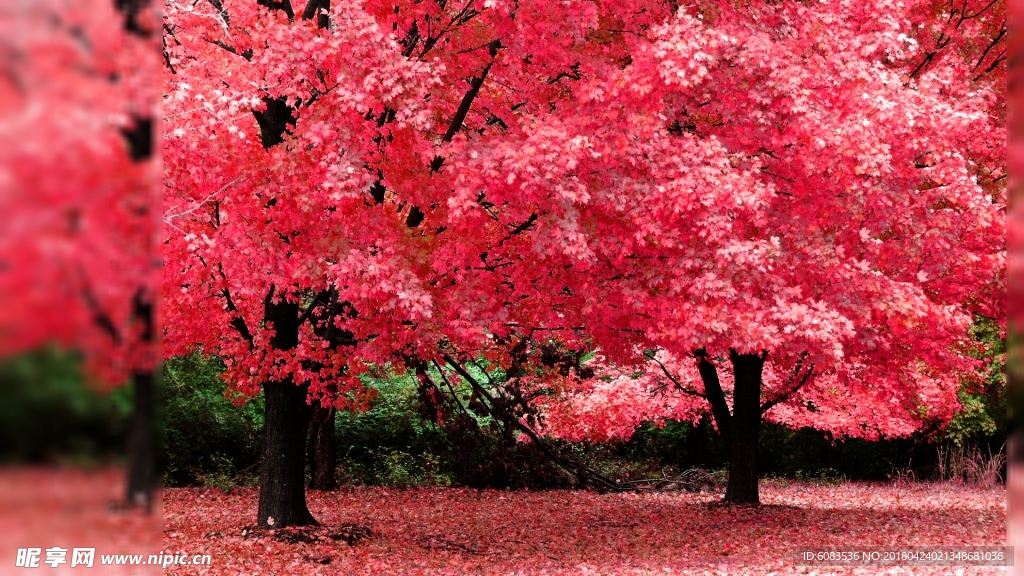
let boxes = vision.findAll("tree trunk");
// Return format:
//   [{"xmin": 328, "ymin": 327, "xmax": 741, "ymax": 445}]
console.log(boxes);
[
  {"xmin": 723, "ymin": 351, "xmax": 765, "ymax": 505},
  {"xmin": 307, "ymin": 404, "xmax": 337, "ymax": 491},
  {"xmin": 258, "ymin": 378, "xmax": 317, "ymax": 527},
  {"xmin": 126, "ymin": 369, "xmax": 157, "ymax": 512},
  {"xmin": 125, "ymin": 288, "xmax": 157, "ymax": 512},
  {"xmin": 257, "ymin": 293, "xmax": 317, "ymax": 528}
]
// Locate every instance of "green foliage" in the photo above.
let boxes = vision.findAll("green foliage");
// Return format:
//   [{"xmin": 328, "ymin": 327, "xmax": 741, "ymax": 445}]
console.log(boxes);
[
  {"xmin": 333, "ymin": 370, "xmax": 449, "ymax": 485},
  {"xmin": 618, "ymin": 419, "xmax": 725, "ymax": 470},
  {"xmin": 160, "ymin": 341, "xmax": 1006, "ymax": 489},
  {"xmin": 757, "ymin": 425, "xmax": 919, "ymax": 481},
  {"xmin": 337, "ymin": 369, "xmax": 544, "ymax": 488},
  {"xmin": 331, "ymin": 366, "xmax": 565, "ymax": 489},
  {"xmin": 941, "ymin": 317, "xmax": 1006, "ymax": 447},
  {"xmin": 362, "ymin": 450, "xmax": 450, "ymax": 488},
  {"xmin": 585, "ymin": 419, "xmax": 914, "ymax": 482},
  {"xmin": 200, "ymin": 455, "xmax": 251, "ymax": 492},
  {"xmin": 0, "ymin": 348, "xmax": 129, "ymax": 464},
  {"xmin": 791, "ymin": 467, "xmax": 846, "ymax": 486},
  {"xmin": 945, "ymin": 392, "xmax": 1001, "ymax": 444},
  {"xmin": 162, "ymin": 353, "xmax": 263, "ymax": 487}
]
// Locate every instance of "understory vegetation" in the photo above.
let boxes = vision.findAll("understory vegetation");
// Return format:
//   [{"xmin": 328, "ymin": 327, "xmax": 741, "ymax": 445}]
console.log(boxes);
[
  {"xmin": 0, "ymin": 338, "xmax": 1004, "ymax": 492},
  {"xmin": 0, "ymin": 348, "xmax": 132, "ymax": 466},
  {"xmin": 159, "ymin": 350, "xmax": 1006, "ymax": 491}
]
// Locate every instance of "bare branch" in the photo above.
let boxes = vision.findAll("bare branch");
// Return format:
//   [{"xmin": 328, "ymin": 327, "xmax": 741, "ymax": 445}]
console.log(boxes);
[
  {"xmin": 760, "ymin": 355, "xmax": 815, "ymax": 413},
  {"xmin": 296, "ymin": 289, "xmax": 329, "ymax": 325},
  {"xmin": 441, "ymin": 352, "xmax": 622, "ymax": 491},
  {"xmin": 643, "ymin": 350, "xmax": 707, "ymax": 399}
]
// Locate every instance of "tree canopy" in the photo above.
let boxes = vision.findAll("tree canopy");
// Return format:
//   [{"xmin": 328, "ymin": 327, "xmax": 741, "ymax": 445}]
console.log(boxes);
[{"xmin": 162, "ymin": 0, "xmax": 1004, "ymax": 511}]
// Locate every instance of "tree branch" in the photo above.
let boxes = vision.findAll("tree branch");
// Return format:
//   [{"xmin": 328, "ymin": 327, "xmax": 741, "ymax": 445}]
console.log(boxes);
[
  {"xmin": 760, "ymin": 356, "xmax": 815, "ymax": 413},
  {"xmin": 972, "ymin": 24, "xmax": 1006, "ymax": 71},
  {"xmin": 79, "ymin": 275, "xmax": 120, "ymax": 344},
  {"xmin": 296, "ymin": 289, "xmax": 328, "ymax": 326},
  {"xmin": 411, "ymin": 39, "xmax": 502, "ymax": 226},
  {"xmin": 439, "ymin": 40, "xmax": 502, "ymax": 146},
  {"xmin": 695, "ymin": 348, "xmax": 732, "ymax": 445},
  {"xmin": 300, "ymin": 0, "xmax": 330, "ymax": 28},
  {"xmin": 643, "ymin": 350, "xmax": 707, "ymax": 399},
  {"xmin": 440, "ymin": 352, "xmax": 621, "ymax": 491},
  {"xmin": 220, "ymin": 287, "xmax": 254, "ymax": 349},
  {"xmin": 257, "ymin": 0, "xmax": 294, "ymax": 21},
  {"xmin": 300, "ymin": 0, "xmax": 319, "ymax": 21}
]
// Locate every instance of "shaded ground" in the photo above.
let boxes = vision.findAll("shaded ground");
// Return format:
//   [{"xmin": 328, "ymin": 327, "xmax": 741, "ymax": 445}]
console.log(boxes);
[{"xmin": 162, "ymin": 481, "xmax": 1005, "ymax": 575}]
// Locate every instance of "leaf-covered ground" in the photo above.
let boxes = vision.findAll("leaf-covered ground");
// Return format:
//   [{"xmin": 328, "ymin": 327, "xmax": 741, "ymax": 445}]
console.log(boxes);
[
  {"xmin": 0, "ymin": 467, "xmax": 161, "ymax": 575},
  {"xmin": 164, "ymin": 482, "xmax": 1005, "ymax": 575}
]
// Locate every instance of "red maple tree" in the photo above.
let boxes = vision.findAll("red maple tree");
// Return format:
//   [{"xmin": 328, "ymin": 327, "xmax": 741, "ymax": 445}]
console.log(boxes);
[
  {"xmin": 163, "ymin": 0, "xmax": 1005, "ymax": 524},
  {"xmin": 0, "ymin": 0, "xmax": 163, "ymax": 509},
  {"xmin": 535, "ymin": 0, "xmax": 1005, "ymax": 503}
]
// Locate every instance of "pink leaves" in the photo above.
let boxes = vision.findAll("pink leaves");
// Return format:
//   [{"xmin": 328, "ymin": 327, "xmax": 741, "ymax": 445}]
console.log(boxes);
[
  {"xmin": 160, "ymin": 0, "xmax": 1003, "ymax": 448},
  {"xmin": 541, "ymin": 344, "xmax": 968, "ymax": 442},
  {"xmin": 163, "ymin": 482, "xmax": 1005, "ymax": 575},
  {"xmin": 641, "ymin": 10, "xmax": 725, "ymax": 89},
  {"xmin": 0, "ymin": 0, "xmax": 160, "ymax": 384}
]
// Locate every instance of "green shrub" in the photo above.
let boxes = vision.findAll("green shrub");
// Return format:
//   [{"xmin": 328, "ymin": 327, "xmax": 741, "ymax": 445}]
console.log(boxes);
[
  {"xmin": 0, "ymin": 348, "xmax": 130, "ymax": 465},
  {"xmin": 367, "ymin": 450, "xmax": 451, "ymax": 487},
  {"xmin": 333, "ymin": 371, "xmax": 449, "ymax": 482},
  {"xmin": 157, "ymin": 350, "xmax": 1004, "ymax": 490},
  {"xmin": 162, "ymin": 353, "xmax": 263, "ymax": 486},
  {"xmin": 941, "ymin": 317, "xmax": 1006, "ymax": 447}
]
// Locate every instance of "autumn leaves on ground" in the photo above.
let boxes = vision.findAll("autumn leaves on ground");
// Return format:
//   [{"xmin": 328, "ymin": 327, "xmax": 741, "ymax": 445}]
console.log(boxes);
[{"xmin": 163, "ymin": 482, "xmax": 1005, "ymax": 575}]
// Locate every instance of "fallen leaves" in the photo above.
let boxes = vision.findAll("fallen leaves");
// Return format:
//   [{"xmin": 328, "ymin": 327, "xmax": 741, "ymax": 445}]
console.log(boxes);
[
  {"xmin": 162, "ymin": 482, "xmax": 1006, "ymax": 575},
  {"xmin": 239, "ymin": 523, "xmax": 372, "ymax": 545},
  {"xmin": 0, "ymin": 467, "xmax": 162, "ymax": 575}
]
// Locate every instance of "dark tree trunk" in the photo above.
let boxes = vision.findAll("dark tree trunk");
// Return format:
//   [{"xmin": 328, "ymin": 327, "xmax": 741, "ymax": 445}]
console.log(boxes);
[
  {"xmin": 696, "ymin": 350, "xmax": 732, "ymax": 447},
  {"xmin": 126, "ymin": 369, "xmax": 157, "ymax": 512},
  {"xmin": 125, "ymin": 288, "xmax": 158, "ymax": 512},
  {"xmin": 258, "ymin": 378, "xmax": 316, "ymax": 527},
  {"xmin": 307, "ymin": 404, "xmax": 337, "ymax": 491},
  {"xmin": 257, "ymin": 293, "xmax": 317, "ymax": 528},
  {"xmin": 723, "ymin": 351, "xmax": 765, "ymax": 505},
  {"xmin": 695, "ymin": 349, "xmax": 767, "ymax": 505}
]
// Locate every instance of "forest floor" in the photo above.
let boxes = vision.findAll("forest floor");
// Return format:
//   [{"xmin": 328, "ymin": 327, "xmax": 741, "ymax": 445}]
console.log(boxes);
[
  {"xmin": 0, "ymin": 467, "xmax": 162, "ymax": 575},
  {"xmin": 162, "ymin": 481, "xmax": 1006, "ymax": 575}
]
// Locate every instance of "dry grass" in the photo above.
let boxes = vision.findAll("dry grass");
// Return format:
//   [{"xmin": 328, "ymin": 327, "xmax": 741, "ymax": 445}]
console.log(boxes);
[{"xmin": 936, "ymin": 443, "xmax": 1006, "ymax": 488}]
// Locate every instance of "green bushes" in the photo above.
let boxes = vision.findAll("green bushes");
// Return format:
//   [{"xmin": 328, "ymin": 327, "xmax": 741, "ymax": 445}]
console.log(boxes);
[
  {"xmin": 332, "ymin": 372, "xmax": 452, "ymax": 487},
  {"xmin": 6, "ymin": 341, "xmax": 1003, "ymax": 489},
  {"xmin": 941, "ymin": 317, "xmax": 1006, "ymax": 447},
  {"xmin": 596, "ymin": 419, "xmax": 920, "ymax": 483},
  {"xmin": 159, "ymin": 353, "xmax": 1003, "ymax": 489},
  {"xmin": 333, "ymin": 372, "xmax": 561, "ymax": 489},
  {"xmin": 0, "ymin": 348, "xmax": 130, "ymax": 465},
  {"xmin": 162, "ymin": 353, "xmax": 263, "ymax": 487}
]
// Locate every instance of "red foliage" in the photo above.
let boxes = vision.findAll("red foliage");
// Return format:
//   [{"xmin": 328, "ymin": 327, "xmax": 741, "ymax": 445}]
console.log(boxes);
[
  {"xmin": 0, "ymin": 1, "xmax": 162, "ymax": 386},
  {"xmin": 163, "ymin": 483, "xmax": 1005, "ymax": 575},
  {"xmin": 162, "ymin": 0, "xmax": 1004, "ymax": 443}
]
